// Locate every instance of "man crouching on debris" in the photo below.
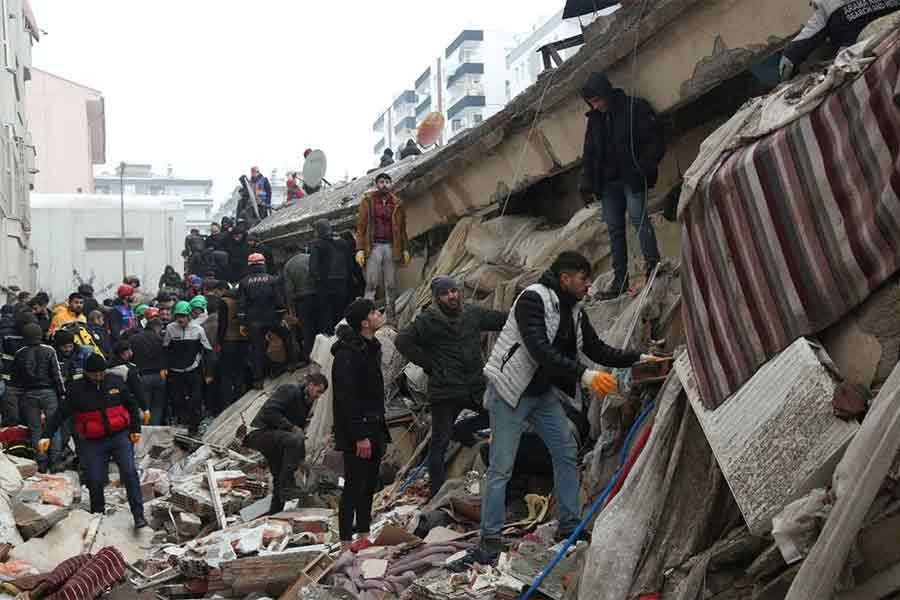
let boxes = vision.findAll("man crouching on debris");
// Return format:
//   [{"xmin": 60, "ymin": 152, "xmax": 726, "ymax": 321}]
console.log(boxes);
[
  {"xmin": 244, "ymin": 375, "xmax": 329, "ymax": 515},
  {"xmin": 396, "ymin": 276, "xmax": 507, "ymax": 498},
  {"xmin": 38, "ymin": 354, "xmax": 147, "ymax": 529},
  {"xmin": 332, "ymin": 298, "xmax": 390, "ymax": 551},
  {"xmin": 474, "ymin": 251, "xmax": 656, "ymax": 563}
]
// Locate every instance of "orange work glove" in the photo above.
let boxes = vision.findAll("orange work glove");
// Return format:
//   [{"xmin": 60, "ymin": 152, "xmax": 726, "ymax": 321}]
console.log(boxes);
[
  {"xmin": 159, "ymin": 369, "xmax": 168, "ymax": 381},
  {"xmin": 581, "ymin": 369, "xmax": 618, "ymax": 396},
  {"xmin": 143, "ymin": 410, "xmax": 151, "ymax": 425},
  {"xmin": 37, "ymin": 438, "xmax": 50, "ymax": 454}
]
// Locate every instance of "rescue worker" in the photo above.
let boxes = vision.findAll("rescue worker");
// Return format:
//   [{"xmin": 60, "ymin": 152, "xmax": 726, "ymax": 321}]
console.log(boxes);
[
  {"xmin": 356, "ymin": 173, "xmax": 410, "ymax": 323},
  {"xmin": 87, "ymin": 310, "xmax": 112, "ymax": 357},
  {"xmin": 237, "ymin": 253, "xmax": 293, "ymax": 389},
  {"xmin": 244, "ymin": 375, "xmax": 328, "ymax": 515},
  {"xmin": 108, "ymin": 340, "xmax": 151, "ymax": 426},
  {"xmin": 283, "ymin": 249, "xmax": 317, "ymax": 362},
  {"xmin": 780, "ymin": 0, "xmax": 900, "ymax": 80},
  {"xmin": 109, "ymin": 284, "xmax": 138, "ymax": 341},
  {"xmin": 474, "ymin": 252, "xmax": 659, "ymax": 563},
  {"xmin": 190, "ymin": 295, "xmax": 208, "ymax": 324},
  {"xmin": 395, "ymin": 276, "xmax": 507, "ymax": 498},
  {"xmin": 134, "ymin": 304, "xmax": 149, "ymax": 329},
  {"xmin": 38, "ymin": 354, "xmax": 146, "ymax": 529},
  {"xmin": 378, "ymin": 148, "xmax": 394, "ymax": 168},
  {"xmin": 1, "ymin": 311, "xmax": 37, "ymax": 426},
  {"xmin": 247, "ymin": 233, "xmax": 275, "ymax": 275},
  {"xmin": 159, "ymin": 265, "xmax": 183, "ymax": 293},
  {"xmin": 216, "ymin": 287, "xmax": 250, "ymax": 405},
  {"xmin": 580, "ymin": 72, "xmax": 665, "ymax": 299},
  {"xmin": 250, "ymin": 166, "xmax": 273, "ymax": 219},
  {"xmin": 53, "ymin": 329, "xmax": 92, "ymax": 471},
  {"xmin": 163, "ymin": 301, "xmax": 213, "ymax": 435},
  {"xmin": 332, "ymin": 299, "xmax": 390, "ymax": 551},
  {"xmin": 309, "ymin": 219, "xmax": 354, "ymax": 334},
  {"xmin": 49, "ymin": 293, "xmax": 86, "ymax": 334},
  {"xmin": 130, "ymin": 317, "xmax": 168, "ymax": 425},
  {"xmin": 14, "ymin": 322, "xmax": 66, "ymax": 471}
]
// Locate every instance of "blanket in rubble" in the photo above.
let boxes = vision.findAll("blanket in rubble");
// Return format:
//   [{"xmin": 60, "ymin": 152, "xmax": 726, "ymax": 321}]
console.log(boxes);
[
  {"xmin": 681, "ymin": 32, "xmax": 900, "ymax": 409},
  {"xmin": 14, "ymin": 547, "xmax": 126, "ymax": 600}
]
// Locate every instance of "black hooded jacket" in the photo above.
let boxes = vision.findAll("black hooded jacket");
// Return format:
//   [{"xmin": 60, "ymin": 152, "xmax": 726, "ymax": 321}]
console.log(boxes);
[
  {"xmin": 515, "ymin": 268, "xmax": 642, "ymax": 398},
  {"xmin": 331, "ymin": 324, "xmax": 389, "ymax": 451},
  {"xmin": 237, "ymin": 264, "xmax": 286, "ymax": 325},
  {"xmin": 580, "ymin": 73, "xmax": 666, "ymax": 195},
  {"xmin": 309, "ymin": 221, "xmax": 353, "ymax": 295},
  {"xmin": 250, "ymin": 384, "xmax": 313, "ymax": 431}
]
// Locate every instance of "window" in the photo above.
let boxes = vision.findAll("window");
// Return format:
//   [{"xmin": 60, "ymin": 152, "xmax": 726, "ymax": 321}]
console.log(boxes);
[
  {"xmin": 472, "ymin": 114, "xmax": 483, "ymax": 125},
  {"xmin": 85, "ymin": 237, "xmax": 144, "ymax": 252},
  {"xmin": 451, "ymin": 119, "xmax": 463, "ymax": 132}
]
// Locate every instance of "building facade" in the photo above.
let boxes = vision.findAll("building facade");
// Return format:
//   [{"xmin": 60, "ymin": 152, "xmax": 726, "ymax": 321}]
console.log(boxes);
[
  {"xmin": 0, "ymin": 0, "xmax": 40, "ymax": 300},
  {"xmin": 94, "ymin": 164, "xmax": 214, "ymax": 235},
  {"xmin": 26, "ymin": 69, "xmax": 105, "ymax": 194}
]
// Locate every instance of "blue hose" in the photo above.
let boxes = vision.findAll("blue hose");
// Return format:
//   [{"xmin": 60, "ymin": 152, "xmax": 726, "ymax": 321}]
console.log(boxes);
[{"xmin": 519, "ymin": 398, "xmax": 657, "ymax": 600}]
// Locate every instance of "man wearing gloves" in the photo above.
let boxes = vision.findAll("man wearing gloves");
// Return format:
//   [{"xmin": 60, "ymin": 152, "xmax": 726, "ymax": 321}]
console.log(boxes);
[
  {"xmin": 355, "ymin": 173, "xmax": 409, "ymax": 323},
  {"xmin": 396, "ymin": 276, "xmax": 507, "ymax": 498},
  {"xmin": 476, "ymin": 251, "xmax": 658, "ymax": 563},
  {"xmin": 164, "ymin": 301, "xmax": 213, "ymax": 435},
  {"xmin": 39, "ymin": 354, "xmax": 146, "ymax": 528}
]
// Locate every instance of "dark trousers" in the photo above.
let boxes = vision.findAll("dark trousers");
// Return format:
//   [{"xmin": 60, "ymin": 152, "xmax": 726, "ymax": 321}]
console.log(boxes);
[
  {"xmin": 323, "ymin": 291, "xmax": 348, "ymax": 335},
  {"xmin": 339, "ymin": 446, "xmax": 383, "ymax": 541},
  {"xmin": 141, "ymin": 372, "xmax": 168, "ymax": 426},
  {"xmin": 428, "ymin": 398, "xmax": 481, "ymax": 497},
  {"xmin": 2, "ymin": 385, "xmax": 22, "ymax": 426},
  {"xmin": 219, "ymin": 341, "xmax": 250, "ymax": 405},
  {"xmin": 23, "ymin": 388, "xmax": 60, "ymax": 469},
  {"xmin": 245, "ymin": 428, "xmax": 306, "ymax": 514},
  {"xmin": 168, "ymin": 369, "xmax": 203, "ymax": 434},
  {"xmin": 296, "ymin": 297, "xmax": 321, "ymax": 361},
  {"xmin": 248, "ymin": 322, "xmax": 296, "ymax": 382},
  {"xmin": 80, "ymin": 430, "xmax": 144, "ymax": 521},
  {"xmin": 601, "ymin": 181, "xmax": 660, "ymax": 285}
]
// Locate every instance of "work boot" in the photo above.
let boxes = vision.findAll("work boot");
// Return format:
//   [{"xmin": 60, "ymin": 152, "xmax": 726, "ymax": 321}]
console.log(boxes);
[
  {"xmin": 597, "ymin": 276, "xmax": 629, "ymax": 301},
  {"xmin": 133, "ymin": 516, "xmax": 148, "ymax": 530}
]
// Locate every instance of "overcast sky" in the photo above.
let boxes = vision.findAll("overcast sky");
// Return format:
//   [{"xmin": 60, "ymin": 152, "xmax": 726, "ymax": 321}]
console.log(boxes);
[{"xmin": 29, "ymin": 0, "xmax": 565, "ymax": 205}]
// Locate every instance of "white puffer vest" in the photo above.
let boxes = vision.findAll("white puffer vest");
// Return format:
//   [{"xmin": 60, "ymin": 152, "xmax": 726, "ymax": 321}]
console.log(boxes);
[{"xmin": 483, "ymin": 283, "xmax": 583, "ymax": 409}]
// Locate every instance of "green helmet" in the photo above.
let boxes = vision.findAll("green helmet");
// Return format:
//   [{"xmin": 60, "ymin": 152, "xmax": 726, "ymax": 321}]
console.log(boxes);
[
  {"xmin": 189, "ymin": 295, "xmax": 208, "ymax": 310},
  {"xmin": 173, "ymin": 301, "xmax": 192, "ymax": 316},
  {"xmin": 134, "ymin": 304, "xmax": 149, "ymax": 318}
]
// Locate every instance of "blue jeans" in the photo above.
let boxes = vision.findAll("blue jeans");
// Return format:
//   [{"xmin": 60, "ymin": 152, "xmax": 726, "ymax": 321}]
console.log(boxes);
[
  {"xmin": 480, "ymin": 384, "xmax": 580, "ymax": 541},
  {"xmin": 81, "ymin": 430, "xmax": 144, "ymax": 521},
  {"xmin": 141, "ymin": 372, "xmax": 168, "ymax": 426},
  {"xmin": 601, "ymin": 181, "xmax": 660, "ymax": 284}
]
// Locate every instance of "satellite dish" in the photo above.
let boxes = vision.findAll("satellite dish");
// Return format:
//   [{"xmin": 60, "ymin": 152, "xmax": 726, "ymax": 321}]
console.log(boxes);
[
  {"xmin": 302, "ymin": 150, "xmax": 328, "ymax": 190},
  {"xmin": 417, "ymin": 112, "xmax": 445, "ymax": 147}
]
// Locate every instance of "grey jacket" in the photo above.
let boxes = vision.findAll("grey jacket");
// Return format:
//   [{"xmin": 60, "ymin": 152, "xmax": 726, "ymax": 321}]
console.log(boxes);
[{"xmin": 283, "ymin": 252, "xmax": 316, "ymax": 300}]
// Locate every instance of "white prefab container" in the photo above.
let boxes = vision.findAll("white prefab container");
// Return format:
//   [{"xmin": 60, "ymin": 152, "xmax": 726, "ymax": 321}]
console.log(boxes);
[{"xmin": 30, "ymin": 193, "xmax": 185, "ymax": 303}]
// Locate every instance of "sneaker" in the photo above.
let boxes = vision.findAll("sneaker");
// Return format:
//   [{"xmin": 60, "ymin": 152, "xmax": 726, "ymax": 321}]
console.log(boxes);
[
  {"xmin": 447, "ymin": 545, "xmax": 501, "ymax": 571},
  {"xmin": 597, "ymin": 278, "xmax": 629, "ymax": 301},
  {"xmin": 133, "ymin": 517, "xmax": 148, "ymax": 530}
]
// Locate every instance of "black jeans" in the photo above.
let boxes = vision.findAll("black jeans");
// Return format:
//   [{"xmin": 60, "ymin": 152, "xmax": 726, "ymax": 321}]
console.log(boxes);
[
  {"xmin": 81, "ymin": 430, "xmax": 144, "ymax": 522},
  {"xmin": 245, "ymin": 428, "xmax": 306, "ymax": 514},
  {"xmin": 339, "ymin": 446, "xmax": 383, "ymax": 541},
  {"xmin": 2, "ymin": 385, "xmax": 22, "ymax": 426},
  {"xmin": 219, "ymin": 341, "xmax": 250, "ymax": 405},
  {"xmin": 322, "ymin": 290, "xmax": 348, "ymax": 335},
  {"xmin": 248, "ymin": 322, "xmax": 296, "ymax": 382},
  {"xmin": 296, "ymin": 297, "xmax": 321, "ymax": 361},
  {"xmin": 168, "ymin": 369, "xmax": 203, "ymax": 433},
  {"xmin": 428, "ymin": 397, "xmax": 482, "ymax": 497},
  {"xmin": 141, "ymin": 372, "xmax": 168, "ymax": 426}
]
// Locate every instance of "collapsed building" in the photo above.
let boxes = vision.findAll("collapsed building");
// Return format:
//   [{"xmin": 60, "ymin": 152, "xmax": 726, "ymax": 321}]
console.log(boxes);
[{"xmin": 5, "ymin": 2, "xmax": 900, "ymax": 600}]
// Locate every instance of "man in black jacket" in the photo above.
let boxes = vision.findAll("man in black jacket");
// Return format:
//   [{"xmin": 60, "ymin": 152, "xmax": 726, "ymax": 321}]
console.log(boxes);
[
  {"xmin": 108, "ymin": 340, "xmax": 151, "ymax": 426},
  {"xmin": 39, "ymin": 354, "xmax": 146, "ymax": 528},
  {"xmin": 14, "ymin": 323, "xmax": 66, "ymax": 471},
  {"xmin": 580, "ymin": 72, "xmax": 665, "ymax": 299},
  {"xmin": 396, "ymin": 276, "xmax": 507, "ymax": 497},
  {"xmin": 309, "ymin": 219, "xmax": 354, "ymax": 334},
  {"xmin": 332, "ymin": 299, "xmax": 389, "ymax": 550},
  {"xmin": 130, "ymin": 318, "xmax": 168, "ymax": 425},
  {"xmin": 244, "ymin": 375, "xmax": 328, "ymax": 515},
  {"xmin": 1, "ymin": 310, "xmax": 34, "ymax": 426}
]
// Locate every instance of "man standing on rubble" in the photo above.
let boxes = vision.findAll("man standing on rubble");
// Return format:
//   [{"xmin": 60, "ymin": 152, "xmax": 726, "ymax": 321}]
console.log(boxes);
[
  {"xmin": 580, "ymin": 72, "xmax": 665, "ymax": 299},
  {"xmin": 332, "ymin": 299, "xmax": 390, "ymax": 551},
  {"xmin": 396, "ymin": 276, "xmax": 507, "ymax": 498},
  {"xmin": 310, "ymin": 219, "xmax": 355, "ymax": 333},
  {"xmin": 356, "ymin": 173, "xmax": 409, "ymax": 323},
  {"xmin": 244, "ymin": 375, "xmax": 328, "ymax": 515},
  {"xmin": 39, "ymin": 354, "xmax": 146, "ymax": 529},
  {"xmin": 474, "ymin": 252, "xmax": 657, "ymax": 563},
  {"xmin": 163, "ymin": 301, "xmax": 213, "ymax": 436}
]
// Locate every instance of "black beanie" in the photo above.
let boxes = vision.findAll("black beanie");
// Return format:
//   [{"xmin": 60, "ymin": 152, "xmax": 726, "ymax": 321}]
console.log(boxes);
[
  {"xmin": 22, "ymin": 323, "xmax": 43, "ymax": 342},
  {"xmin": 85, "ymin": 353, "xmax": 107, "ymax": 373},
  {"xmin": 344, "ymin": 298, "xmax": 376, "ymax": 332},
  {"xmin": 54, "ymin": 330, "xmax": 75, "ymax": 347}
]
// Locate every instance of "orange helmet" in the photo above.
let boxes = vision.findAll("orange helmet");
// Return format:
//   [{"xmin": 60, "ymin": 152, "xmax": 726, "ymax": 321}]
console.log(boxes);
[
  {"xmin": 247, "ymin": 252, "xmax": 266, "ymax": 265},
  {"xmin": 117, "ymin": 284, "xmax": 135, "ymax": 299}
]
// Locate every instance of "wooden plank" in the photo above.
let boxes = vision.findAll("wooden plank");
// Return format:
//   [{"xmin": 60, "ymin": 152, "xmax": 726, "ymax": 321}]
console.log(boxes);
[
  {"xmin": 220, "ymin": 550, "xmax": 324, "ymax": 596},
  {"xmin": 786, "ymin": 361, "xmax": 900, "ymax": 599},
  {"xmin": 276, "ymin": 552, "xmax": 335, "ymax": 600},
  {"xmin": 206, "ymin": 461, "xmax": 227, "ymax": 531}
]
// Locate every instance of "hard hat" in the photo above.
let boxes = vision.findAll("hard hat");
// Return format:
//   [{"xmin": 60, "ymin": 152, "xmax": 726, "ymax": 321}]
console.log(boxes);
[
  {"xmin": 145, "ymin": 307, "xmax": 160, "ymax": 319},
  {"xmin": 247, "ymin": 252, "xmax": 266, "ymax": 265},
  {"xmin": 117, "ymin": 284, "xmax": 135, "ymax": 299},
  {"xmin": 189, "ymin": 295, "xmax": 208, "ymax": 310},
  {"xmin": 173, "ymin": 301, "xmax": 191, "ymax": 316},
  {"xmin": 134, "ymin": 304, "xmax": 149, "ymax": 317}
]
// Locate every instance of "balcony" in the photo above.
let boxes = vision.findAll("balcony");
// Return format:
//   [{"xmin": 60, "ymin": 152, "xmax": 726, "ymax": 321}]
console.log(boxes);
[
  {"xmin": 415, "ymin": 67, "xmax": 431, "ymax": 90},
  {"xmin": 447, "ymin": 95, "xmax": 485, "ymax": 120},
  {"xmin": 392, "ymin": 90, "xmax": 417, "ymax": 108},
  {"xmin": 394, "ymin": 116, "xmax": 417, "ymax": 134},
  {"xmin": 448, "ymin": 82, "xmax": 485, "ymax": 107},
  {"xmin": 415, "ymin": 96, "xmax": 432, "ymax": 117},
  {"xmin": 374, "ymin": 138, "xmax": 385, "ymax": 154},
  {"xmin": 446, "ymin": 62, "xmax": 484, "ymax": 88},
  {"xmin": 445, "ymin": 29, "xmax": 483, "ymax": 58},
  {"xmin": 373, "ymin": 115, "xmax": 384, "ymax": 132}
]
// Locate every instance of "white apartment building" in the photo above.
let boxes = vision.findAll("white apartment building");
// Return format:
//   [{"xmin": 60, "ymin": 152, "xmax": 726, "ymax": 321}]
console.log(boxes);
[
  {"xmin": 94, "ymin": 164, "xmax": 215, "ymax": 235},
  {"xmin": 0, "ymin": 0, "xmax": 40, "ymax": 300}
]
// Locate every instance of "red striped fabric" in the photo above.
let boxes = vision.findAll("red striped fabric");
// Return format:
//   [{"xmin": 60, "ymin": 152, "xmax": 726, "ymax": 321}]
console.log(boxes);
[
  {"xmin": 45, "ymin": 547, "xmax": 126, "ymax": 600},
  {"xmin": 681, "ymin": 33, "xmax": 900, "ymax": 409}
]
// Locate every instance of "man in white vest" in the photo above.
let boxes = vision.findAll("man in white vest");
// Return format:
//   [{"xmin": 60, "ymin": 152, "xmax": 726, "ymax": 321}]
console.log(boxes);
[{"xmin": 476, "ymin": 251, "xmax": 656, "ymax": 563}]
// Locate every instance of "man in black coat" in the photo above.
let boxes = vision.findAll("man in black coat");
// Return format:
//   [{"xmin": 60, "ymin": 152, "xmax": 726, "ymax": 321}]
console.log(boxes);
[
  {"xmin": 331, "ymin": 299, "xmax": 389, "ymax": 550},
  {"xmin": 580, "ymin": 72, "xmax": 666, "ymax": 299},
  {"xmin": 309, "ymin": 219, "xmax": 355, "ymax": 334},
  {"xmin": 395, "ymin": 276, "xmax": 507, "ymax": 497},
  {"xmin": 243, "ymin": 375, "xmax": 328, "ymax": 515}
]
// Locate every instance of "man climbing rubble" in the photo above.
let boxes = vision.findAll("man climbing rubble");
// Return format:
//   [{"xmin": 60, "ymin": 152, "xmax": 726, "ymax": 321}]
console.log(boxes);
[
  {"xmin": 780, "ymin": 0, "xmax": 900, "ymax": 80},
  {"xmin": 332, "ymin": 298, "xmax": 390, "ymax": 551},
  {"xmin": 472, "ymin": 252, "xmax": 660, "ymax": 564},
  {"xmin": 243, "ymin": 375, "xmax": 328, "ymax": 515},
  {"xmin": 163, "ymin": 301, "xmax": 213, "ymax": 436},
  {"xmin": 396, "ymin": 275, "xmax": 507, "ymax": 498},
  {"xmin": 39, "ymin": 354, "xmax": 146, "ymax": 529},
  {"xmin": 580, "ymin": 72, "xmax": 665, "ymax": 299}
]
